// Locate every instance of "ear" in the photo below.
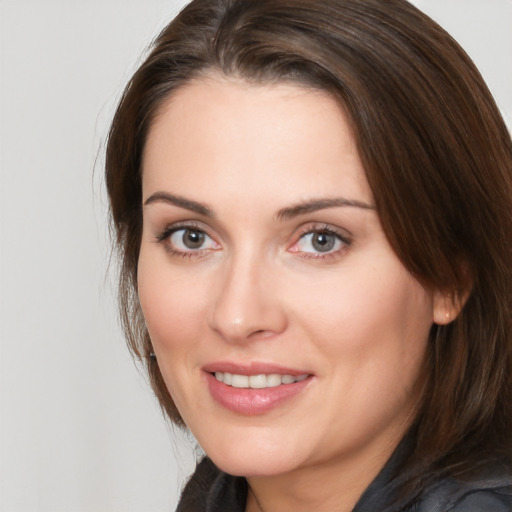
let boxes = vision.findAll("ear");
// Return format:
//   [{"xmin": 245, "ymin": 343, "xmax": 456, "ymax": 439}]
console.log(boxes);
[{"xmin": 433, "ymin": 290, "xmax": 468, "ymax": 325}]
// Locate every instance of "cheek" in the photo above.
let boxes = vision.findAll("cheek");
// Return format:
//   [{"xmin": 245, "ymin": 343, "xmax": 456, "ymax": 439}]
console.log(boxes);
[
  {"xmin": 137, "ymin": 251, "xmax": 209, "ymax": 416},
  {"xmin": 289, "ymin": 257, "xmax": 433, "ymax": 368},
  {"xmin": 137, "ymin": 249, "xmax": 207, "ymax": 351}
]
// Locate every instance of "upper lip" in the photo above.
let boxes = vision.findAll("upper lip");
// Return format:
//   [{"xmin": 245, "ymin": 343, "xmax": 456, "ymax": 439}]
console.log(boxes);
[{"xmin": 202, "ymin": 361, "xmax": 312, "ymax": 376}]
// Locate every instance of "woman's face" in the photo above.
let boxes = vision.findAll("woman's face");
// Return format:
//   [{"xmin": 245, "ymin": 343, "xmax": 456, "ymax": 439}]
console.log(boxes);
[{"xmin": 138, "ymin": 77, "xmax": 439, "ymax": 478}]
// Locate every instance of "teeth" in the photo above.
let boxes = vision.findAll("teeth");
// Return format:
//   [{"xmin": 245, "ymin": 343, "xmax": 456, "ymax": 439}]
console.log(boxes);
[
  {"xmin": 214, "ymin": 372, "xmax": 308, "ymax": 388},
  {"xmin": 231, "ymin": 374, "xmax": 249, "ymax": 388},
  {"xmin": 249, "ymin": 374, "xmax": 267, "ymax": 389},
  {"xmin": 267, "ymin": 374, "xmax": 282, "ymax": 387},
  {"xmin": 281, "ymin": 375, "xmax": 296, "ymax": 384}
]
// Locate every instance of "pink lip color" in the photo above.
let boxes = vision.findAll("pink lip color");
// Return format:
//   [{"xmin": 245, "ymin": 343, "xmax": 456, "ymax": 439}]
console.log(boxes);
[
  {"xmin": 203, "ymin": 361, "xmax": 309, "ymax": 376},
  {"xmin": 203, "ymin": 363, "xmax": 313, "ymax": 415}
]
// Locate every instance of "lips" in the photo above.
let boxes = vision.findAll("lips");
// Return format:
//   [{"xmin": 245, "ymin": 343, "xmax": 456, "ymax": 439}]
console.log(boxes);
[{"xmin": 203, "ymin": 362, "xmax": 313, "ymax": 415}]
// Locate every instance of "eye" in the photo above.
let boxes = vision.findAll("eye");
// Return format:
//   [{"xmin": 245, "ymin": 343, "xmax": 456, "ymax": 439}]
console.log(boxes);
[
  {"xmin": 158, "ymin": 227, "xmax": 219, "ymax": 254},
  {"xmin": 298, "ymin": 231, "xmax": 339, "ymax": 253},
  {"xmin": 290, "ymin": 227, "xmax": 350, "ymax": 257}
]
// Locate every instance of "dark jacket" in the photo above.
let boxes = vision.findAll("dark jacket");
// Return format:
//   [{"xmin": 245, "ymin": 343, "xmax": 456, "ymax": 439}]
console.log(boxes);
[{"xmin": 176, "ymin": 437, "xmax": 512, "ymax": 512}]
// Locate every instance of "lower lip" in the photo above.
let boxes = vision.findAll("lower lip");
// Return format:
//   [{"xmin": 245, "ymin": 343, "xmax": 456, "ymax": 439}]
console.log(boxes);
[{"xmin": 205, "ymin": 373, "xmax": 312, "ymax": 415}]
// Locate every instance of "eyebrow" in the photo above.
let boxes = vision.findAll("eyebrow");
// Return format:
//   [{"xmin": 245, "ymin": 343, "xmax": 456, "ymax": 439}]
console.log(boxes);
[
  {"xmin": 276, "ymin": 197, "xmax": 375, "ymax": 220},
  {"xmin": 143, "ymin": 191, "xmax": 214, "ymax": 217},
  {"xmin": 143, "ymin": 191, "xmax": 375, "ymax": 220}
]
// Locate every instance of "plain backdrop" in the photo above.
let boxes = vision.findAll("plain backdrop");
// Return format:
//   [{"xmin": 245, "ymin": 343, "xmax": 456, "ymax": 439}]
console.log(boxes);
[{"xmin": 0, "ymin": 1, "xmax": 511, "ymax": 511}]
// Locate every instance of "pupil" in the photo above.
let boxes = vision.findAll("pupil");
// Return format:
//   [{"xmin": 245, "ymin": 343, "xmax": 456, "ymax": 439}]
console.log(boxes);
[
  {"xmin": 312, "ymin": 232, "xmax": 335, "ymax": 252},
  {"xmin": 183, "ymin": 229, "xmax": 204, "ymax": 249}
]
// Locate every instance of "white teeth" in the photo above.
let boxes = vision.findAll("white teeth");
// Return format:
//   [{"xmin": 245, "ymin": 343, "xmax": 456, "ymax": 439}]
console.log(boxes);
[
  {"xmin": 248, "ymin": 374, "xmax": 267, "ymax": 389},
  {"xmin": 214, "ymin": 372, "xmax": 309, "ymax": 388},
  {"xmin": 266, "ymin": 374, "xmax": 282, "ymax": 387},
  {"xmin": 231, "ymin": 374, "xmax": 249, "ymax": 388}
]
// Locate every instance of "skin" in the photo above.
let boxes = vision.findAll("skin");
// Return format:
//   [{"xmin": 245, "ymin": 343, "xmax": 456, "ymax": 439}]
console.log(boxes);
[{"xmin": 138, "ymin": 77, "xmax": 451, "ymax": 512}]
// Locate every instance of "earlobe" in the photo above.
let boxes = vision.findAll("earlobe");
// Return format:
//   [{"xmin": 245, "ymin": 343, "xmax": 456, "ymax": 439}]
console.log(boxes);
[{"xmin": 432, "ymin": 290, "xmax": 467, "ymax": 325}]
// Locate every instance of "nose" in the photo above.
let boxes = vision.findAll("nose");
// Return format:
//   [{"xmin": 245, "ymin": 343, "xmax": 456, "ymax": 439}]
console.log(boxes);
[{"xmin": 207, "ymin": 254, "xmax": 288, "ymax": 343}]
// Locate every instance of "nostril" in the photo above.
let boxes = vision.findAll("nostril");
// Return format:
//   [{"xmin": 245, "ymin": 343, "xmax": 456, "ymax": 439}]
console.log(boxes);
[{"xmin": 248, "ymin": 329, "xmax": 274, "ymax": 339}]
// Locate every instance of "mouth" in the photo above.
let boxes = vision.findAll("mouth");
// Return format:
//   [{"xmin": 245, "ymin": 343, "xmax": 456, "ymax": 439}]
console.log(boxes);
[
  {"xmin": 203, "ymin": 363, "xmax": 314, "ymax": 415},
  {"xmin": 212, "ymin": 371, "xmax": 309, "ymax": 389}
]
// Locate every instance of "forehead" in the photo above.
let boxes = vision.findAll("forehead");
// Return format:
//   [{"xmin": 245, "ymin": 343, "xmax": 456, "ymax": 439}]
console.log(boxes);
[{"xmin": 142, "ymin": 77, "xmax": 372, "ymax": 207}]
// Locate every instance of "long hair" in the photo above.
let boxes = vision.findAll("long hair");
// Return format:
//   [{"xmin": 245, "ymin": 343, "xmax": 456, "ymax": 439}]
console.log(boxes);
[{"xmin": 106, "ymin": 0, "xmax": 512, "ymax": 498}]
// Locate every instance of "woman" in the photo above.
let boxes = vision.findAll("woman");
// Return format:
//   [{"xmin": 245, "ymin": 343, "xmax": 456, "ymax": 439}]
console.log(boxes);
[{"xmin": 105, "ymin": 0, "xmax": 512, "ymax": 510}]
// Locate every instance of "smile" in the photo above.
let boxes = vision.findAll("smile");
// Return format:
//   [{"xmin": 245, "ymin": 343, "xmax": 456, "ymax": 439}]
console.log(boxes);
[
  {"xmin": 205, "ymin": 367, "xmax": 313, "ymax": 415},
  {"xmin": 214, "ymin": 372, "xmax": 309, "ymax": 389}
]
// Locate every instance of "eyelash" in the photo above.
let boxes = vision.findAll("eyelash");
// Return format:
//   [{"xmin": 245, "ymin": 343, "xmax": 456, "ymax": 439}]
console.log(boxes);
[
  {"xmin": 290, "ymin": 224, "xmax": 352, "ymax": 260},
  {"xmin": 154, "ymin": 223, "xmax": 352, "ymax": 260},
  {"xmin": 154, "ymin": 222, "xmax": 217, "ymax": 259}
]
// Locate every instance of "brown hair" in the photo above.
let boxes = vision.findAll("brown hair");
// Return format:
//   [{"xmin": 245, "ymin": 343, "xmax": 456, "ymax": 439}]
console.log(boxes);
[{"xmin": 106, "ymin": 0, "xmax": 512, "ymax": 496}]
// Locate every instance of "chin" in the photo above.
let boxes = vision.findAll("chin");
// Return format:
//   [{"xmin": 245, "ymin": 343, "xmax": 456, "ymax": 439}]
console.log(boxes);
[
  {"xmin": 210, "ymin": 452, "xmax": 300, "ymax": 478},
  {"xmin": 197, "ymin": 431, "xmax": 305, "ymax": 478}
]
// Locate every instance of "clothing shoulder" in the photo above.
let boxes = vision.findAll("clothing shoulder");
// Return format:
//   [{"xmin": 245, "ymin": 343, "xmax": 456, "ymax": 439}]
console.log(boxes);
[
  {"xmin": 418, "ymin": 487, "xmax": 511, "ymax": 512},
  {"xmin": 450, "ymin": 488, "xmax": 512, "ymax": 511},
  {"xmin": 416, "ymin": 464, "xmax": 512, "ymax": 512},
  {"xmin": 175, "ymin": 457, "xmax": 220, "ymax": 512},
  {"xmin": 176, "ymin": 457, "xmax": 246, "ymax": 512}
]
